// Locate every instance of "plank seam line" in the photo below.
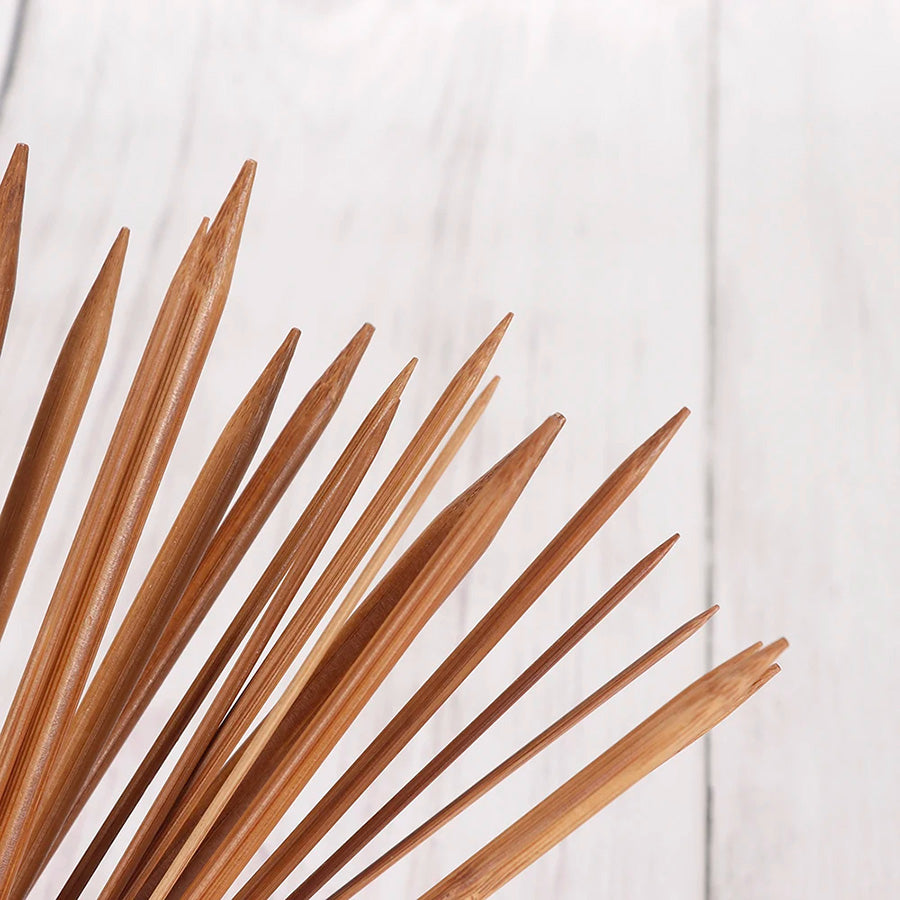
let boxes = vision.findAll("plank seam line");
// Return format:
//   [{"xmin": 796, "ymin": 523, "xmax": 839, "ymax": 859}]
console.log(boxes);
[
  {"xmin": 703, "ymin": 1, "xmax": 721, "ymax": 900},
  {"xmin": 0, "ymin": 0, "xmax": 29, "ymax": 126}
]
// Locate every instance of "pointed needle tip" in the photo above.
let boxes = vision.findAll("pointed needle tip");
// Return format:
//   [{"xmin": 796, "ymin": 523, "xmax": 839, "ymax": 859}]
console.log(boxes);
[
  {"xmin": 263, "ymin": 330, "xmax": 301, "ymax": 384},
  {"xmin": 282, "ymin": 327, "xmax": 302, "ymax": 353},
  {"xmin": 478, "ymin": 375, "xmax": 501, "ymax": 402},
  {"xmin": 532, "ymin": 413, "xmax": 566, "ymax": 448},
  {"xmin": 758, "ymin": 637, "xmax": 789, "ymax": 665},
  {"xmin": 649, "ymin": 533, "xmax": 680, "ymax": 560},
  {"xmin": 694, "ymin": 605, "xmax": 719, "ymax": 627},
  {"xmin": 535, "ymin": 413, "xmax": 566, "ymax": 444},
  {"xmin": 9, "ymin": 142, "xmax": 28, "ymax": 169},
  {"xmin": 2, "ymin": 143, "xmax": 28, "ymax": 203},
  {"xmin": 667, "ymin": 406, "xmax": 691, "ymax": 433},
  {"xmin": 392, "ymin": 358, "xmax": 418, "ymax": 393},
  {"xmin": 348, "ymin": 322, "xmax": 376, "ymax": 353},
  {"xmin": 633, "ymin": 406, "xmax": 692, "ymax": 469},
  {"xmin": 482, "ymin": 313, "xmax": 514, "ymax": 354},
  {"xmin": 104, "ymin": 228, "xmax": 130, "ymax": 268}
]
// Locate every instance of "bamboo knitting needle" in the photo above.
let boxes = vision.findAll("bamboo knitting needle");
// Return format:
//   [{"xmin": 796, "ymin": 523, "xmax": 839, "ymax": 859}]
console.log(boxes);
[
  {"xmin": 60, "ymin": 333, "xmax": 489, "ymax": 900},
  {"xmin": 0, "ymin": 160, "xmax": 254, "ymax": 892},
  {"xmin": 152, "ymin": 416, "xmax": 563, "ymax": 900},
  {"xmin": 0, "ymin": 146, "xmax": 788, "ymax": 900},
  {"xmin": 235, "ymin": 411, "xmax": 690, "ymax": 899},
  {"xmin": 327, "ymin": 605, "xmax": 718, "ymax": 900},
  {"xmin": 0, "ymin": 212, "xmax": 207, "ymax": 838},
  {"xmin": 418, "ymin": 640, "xmax": 786, "ymax": 900},
  {"xmin": 127, "ymin": 377, "xmax": 492, "ymax": 900},
  {"xmin": 99, "ymin": 360, "xmax": 416, "ymax": 900},
  {"xmin": 199, "ymin": 318, "xmax": 511, "ymax": 753},
  {"xmin": 339, "ymin": 372, "xmax": 501, "ymax": 614},
  {"xmin": 57, "ymin": 337, "xmax": 393, "ymax": 899},
  {"xmin": 111, "ymin": 320, "xmax": 510, "ymax": 899},
  {"xmin": 0, "ymin": 143, "xmax": 26, "ymax": 355},
  {"xmin": 16, "ymin": 329, "xmax": 299, "ymax": 896},
  {"xmin": 151, "ymin": 410, "xmax": 547, "ymax": 867},
  {"xmin": 268, "ymin": 533, "xmax": 680, "ymax": 900},
  {"xmin": 184, "ymin": 319, "xmax": 510, "ymax": 789},
  {"xmin": 68, "ymin": 322, "xmax": 373, "ymax": 833},
  {"xmin": 29, "ymin": 324, "xmax": 372, "ymax": 897},
  {"xmin": 0, "ymin": 229, "xmax": 119, "ymax": 638}
]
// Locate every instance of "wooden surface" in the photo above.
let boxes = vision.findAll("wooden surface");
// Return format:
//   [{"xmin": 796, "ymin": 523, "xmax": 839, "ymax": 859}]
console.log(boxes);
[{"xmin": 0, "ymin": 1, "xmax": 893, "ymax": 898}]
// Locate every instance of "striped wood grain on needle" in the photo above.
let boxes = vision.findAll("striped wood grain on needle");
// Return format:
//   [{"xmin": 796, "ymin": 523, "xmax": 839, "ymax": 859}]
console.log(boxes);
[
  {"xmin": 239, "ymin": 410, "xmax": 690, "ymax": 899},
  {"xmin": 0, "ymin": 221, "xmax": 117, "ymax": 639},
  {"xmin": 158, "ymin": 416, "xmax": 564, "ymax": 900},
  {"xmin": 418, "ymin": 641, "xmax": 787, "ymax": 900},
  {"xmin": 15, "ymin": 328, "xmax": 299, "ymax": 896},
  {"xmin": 329, "ymin": 605, "xmax": 719, "ymax": 900},
  {"xmin": 45, "ymin": 323, "xmax": 374, "ymax": 896},
  {"xmin": 97, "ymin": 358, "xmax": 417, "ymax": 900},
  {"xmin": 104, "ymin": 318, "xmax": 511, "ymax": 899},
  {"xmin": 282, "ymin": 531, "xmax": 681, "ymax": 900}
]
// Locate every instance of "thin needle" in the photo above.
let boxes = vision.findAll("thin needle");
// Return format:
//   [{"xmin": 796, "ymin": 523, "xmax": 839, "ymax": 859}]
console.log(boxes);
[
  {"xmin": 0, "ymin": 230, "xmax": 119, "ymax": 638},
  {"xmin": 418, "ymin": 639, "xmax": 786, "ymax": 900},
  {"xmin": 235, "ymin": 409, "xmax": 691, "ymax": 899},
  {"xmin": 0, "ymin": 143, "xmax": 27, "ymax": 355},
  {"xmin": 16, "ymin": 329, "xmax": 298, "ymax": 896},
  {"xmin": 327, "ymin": 606, "xmax": 718, "ymax": 900}
]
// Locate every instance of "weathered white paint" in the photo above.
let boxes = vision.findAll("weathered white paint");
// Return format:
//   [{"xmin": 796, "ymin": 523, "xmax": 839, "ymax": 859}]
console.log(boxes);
[
  {"xmin": 710, "ymin": 3, "xmax": 900, "ymax": 899},
  {"xmin": 0, "ymin": 2, "xmax": 893, "ymax": 898}
]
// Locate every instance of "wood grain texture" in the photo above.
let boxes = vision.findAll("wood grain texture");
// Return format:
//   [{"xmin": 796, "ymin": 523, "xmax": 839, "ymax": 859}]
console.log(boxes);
[
  {"xmin": 0, "ymin": 143, "xmax": 26, "ymax": 355},
  {"xmin": 328, "ymin": 605, "xmax": 720, "ymax": 900},
  {"xmin": 168, "ymin": 415, "xmax": 564, "ymax": 900},
  {"xmin": 246, "ymin": 412, "xmax": 689, "ymax": 900},
  {"xmin": 0, "ymin": 219, "xmax": 114, "ymax": 638},
  {"xmin": 14, "ymin": 328, "xmax": 299, "ymax": 896},
  {"xmin": 14, "ymin": 1, "xmax": 898, "ymax": 898},
  {"xmin": 418, "ymin": 643, "xmax": 785, "ymax": 900},
  {"xmin": 710, "ymin": 3, "xmax": 900, "ymax": 898}
]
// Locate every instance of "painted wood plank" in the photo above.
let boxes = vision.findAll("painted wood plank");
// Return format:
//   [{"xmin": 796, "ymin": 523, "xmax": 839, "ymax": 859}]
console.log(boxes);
[
  {"xmin": 711, "ymin": 3, "xmax": 900, "ymax": 898},
  {"xmin": 0, "ymin": 2, "xmax": 711, "ymax": 897}
]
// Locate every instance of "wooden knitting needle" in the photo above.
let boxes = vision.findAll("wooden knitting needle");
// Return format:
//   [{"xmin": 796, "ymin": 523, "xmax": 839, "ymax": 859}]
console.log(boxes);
[
  {"xmin": 60, "ymin": 335, "xmax": 486, "ymax": 900},
  {"xmin": 98, "ymin": 360, "xmax": 415, "ymax": 900},
  {"xmin": 153, "ymin": 416, "xmax": 562, "ymax": 900},
  {"xmin": 0, "ymin": 161, "xmax": 255, "ymax": 892},
  {"xmin": 270, "ymin": 533, "xmax": 681, "ymax": 900},
  {"xmin": 418, "ymin": 641, "xmax": 786, "ymax": 900},
  {"xmin": 55, "ymin": 326, "xmax": 373, "ymax": 898},
  {"xmin": 328, "ymin": 605, "xmax": 718, "ymax": 900},
  {"xmin": 112, "ymin": 319, "xmax": 510, "ymax": 899},
  {"xmin": 236, "ymin": 410, "xmax": 690, "ymax": 899},
  {"xmin": 16, "ymin": 329, "xmax": 298, "ymax": 896},
  {"xmin": 0, "ymin": 226, "xmax": 120, "ymax": 638},
  {"xmin": 340, "ymin": 373, "xmax": 501, "ymax": 615},
  {"xmin": 0, "ymin": 143, "xmax": 27, "ymax": 355},
  {"xmin": 68, "ymin": 322, "xmax": 373, "ymax": 833}
]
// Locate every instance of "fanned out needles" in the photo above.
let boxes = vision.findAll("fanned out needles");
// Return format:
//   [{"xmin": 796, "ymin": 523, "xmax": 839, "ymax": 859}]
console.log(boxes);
[{"xmin": 0, "ymin": 144, "xmax": 785, "ymax": 900}]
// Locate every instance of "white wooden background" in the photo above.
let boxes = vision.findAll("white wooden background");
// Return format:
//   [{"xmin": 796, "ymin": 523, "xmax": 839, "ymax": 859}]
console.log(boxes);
[{"xmin": 0, "ymin": 1, "xmax": 896, "ymax": 898}]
